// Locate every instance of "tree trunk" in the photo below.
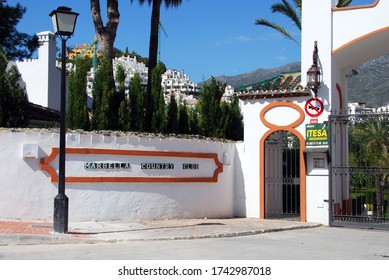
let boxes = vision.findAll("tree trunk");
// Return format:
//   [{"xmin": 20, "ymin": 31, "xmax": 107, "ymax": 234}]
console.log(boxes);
[
  {"xmin": 144, "ymin": 0, "xmax": 162, "ymax": 131},
  {"xmin": 90, "ymin": 0, "xmax": 120, "ymax": 60}
]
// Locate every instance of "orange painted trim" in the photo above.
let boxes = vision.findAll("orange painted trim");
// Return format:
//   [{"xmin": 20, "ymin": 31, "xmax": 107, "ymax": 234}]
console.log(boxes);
[
  {"xmin": 259, "ymin": 101, "xmax": 307, "ymax": 222},
  {"xmin": 260, "ymin": 101, "xmax": 305, "ymax": 129},
  {"xmin": 336, "ymin": 83, "xmax": 343, "ymax": 111},
  {"xmin": 332, "ymin": 0, "xmax": 379, "ymax": 11},
  {"xmin": 40, "ymin": 147, "xmax": 223, "ymax": 183},
  {"xmin": 332, "ymin": 26, "xmax": 389, "ymax": 55}
]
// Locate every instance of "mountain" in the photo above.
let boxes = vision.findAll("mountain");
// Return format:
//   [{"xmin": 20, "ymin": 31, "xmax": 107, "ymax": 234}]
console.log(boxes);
[
  {"xmin": 348, "ymin": 54, "xmax": 389, "ymax": 108},
  {"xmin": 199, "ymin": 62, "xmax": 301, "ymax": 89},
  {"xmin": 201, "ymin": 56, "xmax": 389, "ymax": 108}
]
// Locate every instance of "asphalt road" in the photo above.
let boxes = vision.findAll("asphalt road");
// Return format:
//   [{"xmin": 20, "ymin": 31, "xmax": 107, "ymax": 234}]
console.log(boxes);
[{"xmin": 1, "ymin": 226, "xmax": 388, "ymax": 260}]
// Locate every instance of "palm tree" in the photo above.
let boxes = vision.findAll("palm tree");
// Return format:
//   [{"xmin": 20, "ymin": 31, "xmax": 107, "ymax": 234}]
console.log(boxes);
[
  {"xmin": 131, "ymin": 0, "xmax": 183, "ymax": 131},
  {"xmin": 255, "ymin": 0, "xmax": 352, "ymax": 46},
  {"xmin": 349, "ymin": 118, "xmax": 389, "ymax": 218},
  {"xmin": 90, "ymin": 0, "xmax": 120, "ymax": 60}
]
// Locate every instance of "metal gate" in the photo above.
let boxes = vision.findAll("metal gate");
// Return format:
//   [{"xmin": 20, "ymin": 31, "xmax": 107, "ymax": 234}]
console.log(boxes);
[
  {"xmin": 265, "ymin": 131, "xmax": 300, "ymax": 220},
  {"xmin": 329, "ymin": 112, "xmax": 389, "ymax": 229}
]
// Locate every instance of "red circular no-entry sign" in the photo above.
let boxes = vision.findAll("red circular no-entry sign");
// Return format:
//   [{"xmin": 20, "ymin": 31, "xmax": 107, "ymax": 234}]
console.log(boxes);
[{"xmin": 305, "ymin": 98, "xmax": 324, "ymax": 117}]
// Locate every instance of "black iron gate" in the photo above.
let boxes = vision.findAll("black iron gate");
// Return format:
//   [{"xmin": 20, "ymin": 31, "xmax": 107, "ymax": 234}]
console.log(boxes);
[
  {"xmin": 265, "ymin": 131, "xmax": 300, "ymax": 220},
  {"xmin": 329, "ymin": 112, "xmax": 389, "ymax": 229}
]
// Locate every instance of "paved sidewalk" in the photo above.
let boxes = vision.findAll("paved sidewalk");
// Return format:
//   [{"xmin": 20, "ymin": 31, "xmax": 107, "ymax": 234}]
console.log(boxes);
[{"xmin": 0, "ymin": 218, "xmax": 320, "ymax": 245}]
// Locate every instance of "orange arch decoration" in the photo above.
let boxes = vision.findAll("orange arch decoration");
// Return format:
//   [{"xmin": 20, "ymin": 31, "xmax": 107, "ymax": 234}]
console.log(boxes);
[
  {"xmin": 259, "ymin": 101, "xmax": 306, "ymax": 222},
  {"xmin": 332, "ymin": 26, "xmax": 389, "ymax": 55}
]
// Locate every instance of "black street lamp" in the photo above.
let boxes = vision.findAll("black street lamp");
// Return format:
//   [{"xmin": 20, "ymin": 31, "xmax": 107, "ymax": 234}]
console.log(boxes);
[
  {"xmin": 306, "ymin": 41, "xmax": 321, "ymax": 97},
  {"xmin": 49, "ymin": 6, "xmax": 78, "ymax": 234}
]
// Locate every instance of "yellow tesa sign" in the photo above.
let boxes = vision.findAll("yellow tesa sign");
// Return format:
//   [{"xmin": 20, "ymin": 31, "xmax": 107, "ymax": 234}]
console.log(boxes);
[{"xmin": 306, "ymin": 123, "xmax": 328, "ymax": 146}]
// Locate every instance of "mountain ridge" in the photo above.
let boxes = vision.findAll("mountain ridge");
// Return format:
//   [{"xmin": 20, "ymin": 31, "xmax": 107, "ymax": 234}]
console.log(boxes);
[{"xmin": 201, "ymin": 56, "xmax": 389, "ymax": 108}]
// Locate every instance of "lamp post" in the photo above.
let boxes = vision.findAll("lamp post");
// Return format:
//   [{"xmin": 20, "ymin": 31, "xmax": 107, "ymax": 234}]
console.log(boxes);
[
  {"xmin": 306, "ymin": 41, "xmax": 321, "ymax": 97},
  {"xmin": 49, "ymin": 6, "xmax": 78, "ymax": 234}
]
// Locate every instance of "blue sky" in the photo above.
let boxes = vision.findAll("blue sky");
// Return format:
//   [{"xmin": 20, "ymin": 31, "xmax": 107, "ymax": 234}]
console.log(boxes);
[{"xmin": 8, "ymin": 0, "xmax": 373, "ymax": 82}]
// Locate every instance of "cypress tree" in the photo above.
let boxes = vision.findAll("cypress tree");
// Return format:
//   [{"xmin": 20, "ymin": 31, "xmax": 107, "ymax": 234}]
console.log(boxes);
[
  {"xmin": 178, "ymin": 101, "xmax": 189, "ymax": 134},
  {"xmin": 128, "ymin": 73, "xmax": 144, "ymax": 131},
  {"xmin": 151, "ymin": 63, "xmax": 165, "ymax": 133},
  {"xmin": 197, "ymin": 77, "xmax": 225, "ymax": 137},
  {"xmin": 113, "ymin": 63, "xmax": 126, "ymax": 130},
  {"xmin": 188, "ymin": 107, "xmax": 199, "ymax": 135},
  {"xmin": 166, "ymin": 94, "xmax": 178, "ymax": 133},
  {"xmin": 67, "ymin": 57, "xmax": 91, "ymax": 130},
  {"xmin": 92, "ymin": 56, "xmax": 115, "ymax": 130},
  {"xmin": 226, "ymin": 96, "xmax": 244, "ymax": 140}
]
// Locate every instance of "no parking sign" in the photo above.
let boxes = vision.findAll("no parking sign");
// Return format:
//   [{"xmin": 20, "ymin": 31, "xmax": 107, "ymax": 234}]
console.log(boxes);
[{"xmin": 305, "ymin": 98, "xmax": 324, "ymax": 118}]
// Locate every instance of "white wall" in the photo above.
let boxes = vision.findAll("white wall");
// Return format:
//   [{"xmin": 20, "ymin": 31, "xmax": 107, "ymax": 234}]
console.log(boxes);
[{"xmin": 0, "ymin": 130, "xmax": 239, "ymax": 222}]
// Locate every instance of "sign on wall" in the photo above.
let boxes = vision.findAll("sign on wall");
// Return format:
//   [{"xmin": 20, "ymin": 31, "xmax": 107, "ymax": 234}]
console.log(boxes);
[
  {"xmin": 306, "ymin": 123, "xmax": 328, "ymax": 146},
  {"xmin": 305, "ymin": 98, "xmax": 324, "ymax": 118},
  {"xmin": 40, "ymin": 148, "xmax": 223, "ymax": 183}
]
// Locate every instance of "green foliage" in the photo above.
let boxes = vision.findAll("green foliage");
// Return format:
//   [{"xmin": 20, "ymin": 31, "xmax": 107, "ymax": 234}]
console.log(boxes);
[
  {"xmin": 92, "ymin": 56, "xmax": 116, "ymax": 130},
  {"xmin": 0, "ymin": 0, "xmax": 39, "ymax": 60},
  {"xmin": 349, "ymin": 120, "xmax": 388, "ymax": 167},
  {"xmin": 196, "ymin": 78, "xmax": 243, "ymax": 140},
  {"xmin": 189, "ymin": 107, "xmax": 199, "ymax": 135},
  {"xmin": 0, "ymin": 52, "xmax": 29, "ymax": 127},
  {"xmin": 197, "ymin": 77, "xmax": 224, "ymax": 137},
  {"xmin": 118, "ymin": 99, "xmax": 130, "ymax": 131},
  {"xmin": 111, "ymin": 63, "xmax": 126, "ymax": 130},
  {"xmin": 129, "ymin": 73, "xmax": 145, "ymax": 131},
  {"xmin": 166, "ymin": 94, "xmax": 178, "ymax": 133},
  {"xmin": 225, "ymin": 96, "xmax": 244, "ymax": 140},
  {"xmin": 150, "ymin": 63, "xmax": 165, "ymax": 132},
  {"xmin": 255, "ymin": 0, "xmax": 353, "ymax": 46},
  {"xmin": 117, "ymin": 63, "xmax": 130, "ymax": 131},
  {"xmin": 178, "ymin": 101, "xmax": 189, "ymax": 134},
  {"xmin": 67, "ymin": 58, "xmax": 91, "ymax": 130}
]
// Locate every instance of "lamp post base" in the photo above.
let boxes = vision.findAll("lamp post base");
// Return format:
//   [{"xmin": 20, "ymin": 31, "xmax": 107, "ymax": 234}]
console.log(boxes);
[{"xmin": 53, "ymin": 193, "xmax": 69, "ymax": 233}]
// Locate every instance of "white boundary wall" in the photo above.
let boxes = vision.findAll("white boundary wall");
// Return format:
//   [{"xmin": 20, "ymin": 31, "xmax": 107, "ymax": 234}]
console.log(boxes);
[{"xmin": 0, "ymin": 130, "xmax": 243, "ymax": 222}]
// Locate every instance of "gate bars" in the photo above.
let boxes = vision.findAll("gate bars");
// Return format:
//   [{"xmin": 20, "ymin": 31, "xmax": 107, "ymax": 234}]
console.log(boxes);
[{"xmin": 329, "ymin": 112, "xmax": 389, "ymax": 229}]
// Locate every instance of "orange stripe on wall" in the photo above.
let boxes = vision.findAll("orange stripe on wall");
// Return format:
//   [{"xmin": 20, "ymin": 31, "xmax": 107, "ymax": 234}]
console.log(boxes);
[{"xmin": 40, "ymin": 147, "xmax": 223, "ymax": 183}]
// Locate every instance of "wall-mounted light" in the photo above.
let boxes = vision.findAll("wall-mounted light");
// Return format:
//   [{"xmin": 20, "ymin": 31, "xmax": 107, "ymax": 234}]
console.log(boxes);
[{"xmin": 306, "ymin": 41, "xmax": 321, "ymax": 97}]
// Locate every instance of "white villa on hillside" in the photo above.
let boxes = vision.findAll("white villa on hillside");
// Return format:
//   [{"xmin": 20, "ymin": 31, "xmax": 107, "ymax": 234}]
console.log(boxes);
[{"xmin": 161, "ymin": 69, "xmax": 200, "ymax": 100}]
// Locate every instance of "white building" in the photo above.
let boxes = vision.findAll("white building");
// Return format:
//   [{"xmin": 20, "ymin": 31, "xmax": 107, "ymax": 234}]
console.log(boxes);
[
  {"xmin": 161, "ymin": 69, "xmax": 200, "ymax": 102},
  {"xmin": 15, "ymin": 31, "xmax": 61, "ymax": 111}
]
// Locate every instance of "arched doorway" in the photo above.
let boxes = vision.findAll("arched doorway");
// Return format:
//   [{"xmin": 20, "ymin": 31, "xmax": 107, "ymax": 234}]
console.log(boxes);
[{"xmin": 264, "ymin": 130, "xmax": 301, "ymax": 220}]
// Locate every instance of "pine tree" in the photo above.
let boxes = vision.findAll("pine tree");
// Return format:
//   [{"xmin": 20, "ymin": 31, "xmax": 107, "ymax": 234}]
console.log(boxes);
[
  {"xmin": 0, "ymin": 0, "xmax": 39, "ymax": 60},
  {"xmin": 67, "ymin": 58, "xmax": 91, "ymax": 130}
]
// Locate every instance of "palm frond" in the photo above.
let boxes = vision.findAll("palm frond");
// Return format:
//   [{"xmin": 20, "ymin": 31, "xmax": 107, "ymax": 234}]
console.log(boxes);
[
  {"xmin": 254, "ymin": 18, "xmax": 300, "ymax": 46},
  {"xmin": 271, "ymin": 0, "xmax": 301, "ymax": 30},
  {"xmin": 337, "ymin": 0, "xmax": 353, "ymax": 7},
  {"xmin": 293, "ymin": 0, "xmax": 302, "ymax": 12}
]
